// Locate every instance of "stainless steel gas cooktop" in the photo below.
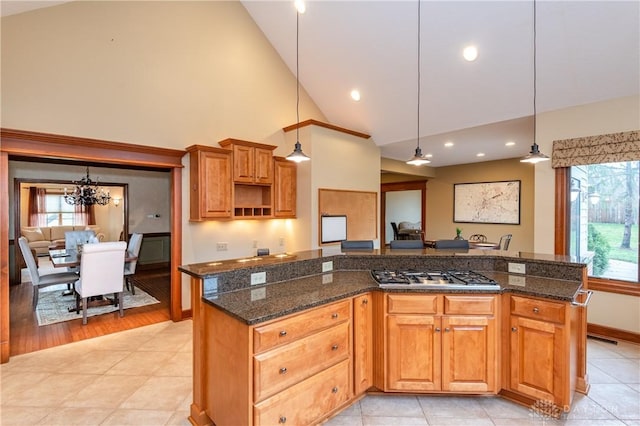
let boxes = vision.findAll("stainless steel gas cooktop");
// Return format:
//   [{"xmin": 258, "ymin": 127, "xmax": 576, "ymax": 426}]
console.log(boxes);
[{"xmin": 371, "ymin": 269, "xmax": 500, "ymax": 290}]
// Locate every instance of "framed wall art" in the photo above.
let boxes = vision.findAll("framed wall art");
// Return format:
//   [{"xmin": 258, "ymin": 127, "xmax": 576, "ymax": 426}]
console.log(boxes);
[{"xmin": 453, "ymin": 180, "xmax": 521, "ymax": 224}]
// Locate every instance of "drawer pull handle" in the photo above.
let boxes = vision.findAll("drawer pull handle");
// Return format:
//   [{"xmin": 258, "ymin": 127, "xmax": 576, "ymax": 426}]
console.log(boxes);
[
  {"xmin": 362, "ymin": 299, "xmax": 368, "ymax": 305},
  {"xmin": 279, "ymin": 367, "xmax": 287, "ymax": 374},
  {"xmin": 332, "ymin": 386, "xmax": 338, "ymax": 393},
  {"xmin": 435, "ymin": 327, "xmax": 441, "ymax": 332},
  {"xmin": 279, "ymin": 416, "xmax": 287, "ymax": 423},
  {"xmin": 533, "ymin": 307, "xmax": 540, "ymax": 313},
  {"xmin": 332, "ymin": 313, "xmax": 339, "ymax": 319},
  {"xmin": 511, "ymin": 327, "xmax": 518, "ymax": 332},
  {"xmin": 331, "ymin": 344, "xmax": 339, "ymax": 351},
  {"xmin": 279, "ymin": 330, "xmax": 287, "ymax": 337}
]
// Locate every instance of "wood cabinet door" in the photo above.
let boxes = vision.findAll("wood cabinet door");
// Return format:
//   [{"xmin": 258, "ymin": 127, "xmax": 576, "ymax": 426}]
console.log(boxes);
[
  {"xmin": 442, "ymin": 315, "xmax": 496, "ymax": 392},
  {"xmin": 233, "ymin": 144, "xmax": 255, "ymax": 183},
  {"xmin": 254, "ymin": 147, "xmax": 274, "ymax": 184},
  {"xmin": 353, "ymin": 293, "xmax": 373, "ymax": 395},
  {"xmin": 273, "ymin": 158, "xmax": 296, "ymax": 218},
  {"xmin": 194, "ymin": 149, "xmax": 231, "ymax": 219},
  {"xmin": 510, "ymin": 315, "xmax": 565, "ymax": 404},
  {"xmin": 387, "ymin": 314, "xmax": 441, "ymax": 391}
]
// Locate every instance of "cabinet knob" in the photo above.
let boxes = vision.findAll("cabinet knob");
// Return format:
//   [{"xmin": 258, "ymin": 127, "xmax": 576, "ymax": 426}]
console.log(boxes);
[
  {"xmin": 279, "ymin": 416, "xmax": 287, "ymax": 423},
  {"xmin": 533, "ymin": 307, "xmax": 540, "ymax": 313},
  {"xmin": 511, "ymin": 327, "xmax": 518, "ymax": 332},
  {"xmin": 444, "ymin": 327, "xmax": 451, "ymax": 332},
  {"xmin": 331, "ymin": 344, "xmax": 339, "ymax": 351},
  {"xmin": 362, "ymin": 299, "xmax": 369, "ymax": 305},
  {"xmin": 279, "ymin": 330, "xmax": 287, "ymax": 337},
  {"xmin": 332, "ymin": 387, "xmax": 338, "ymax": 394},
  {"xmin": 331, "ymin": 313, "xmax": 339, "ymax": 319},
  {"xmin": 435, "ymin": 327, "xmax": 441, "ymax": 332},
  {"xmin": 279, "ymin": 367, "xmax": 287, "ymax": 374}
]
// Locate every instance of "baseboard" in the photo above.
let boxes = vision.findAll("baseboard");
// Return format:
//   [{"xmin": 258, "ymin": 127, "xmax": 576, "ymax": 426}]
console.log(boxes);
[
  {"xmin": 587, "ymin": 323, "xmax": 640, "ymax": 344},
  {"xmin": 182, "ymin": 309, "xmax": 192, "ymax": 320}
]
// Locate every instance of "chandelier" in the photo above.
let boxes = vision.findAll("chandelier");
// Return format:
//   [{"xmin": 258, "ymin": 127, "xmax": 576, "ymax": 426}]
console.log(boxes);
[{"xmin": 64, "ymin": 167, "xmax": 111, "ymax": 206}]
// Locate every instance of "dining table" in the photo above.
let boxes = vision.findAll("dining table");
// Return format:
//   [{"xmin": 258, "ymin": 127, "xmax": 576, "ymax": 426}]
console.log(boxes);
[
  {"xmin": 49, "ymin": 248, "xmax": 138, "ymax": 268},
  {"xmin": 468, "ymin": 241, "xmax": 500, "ymax": 250}
]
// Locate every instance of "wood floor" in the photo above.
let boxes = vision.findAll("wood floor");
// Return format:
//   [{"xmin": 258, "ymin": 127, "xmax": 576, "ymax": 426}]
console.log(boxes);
[{"xmin": 9, "ymin": 267, "xmax": 172, "ymax": 357}]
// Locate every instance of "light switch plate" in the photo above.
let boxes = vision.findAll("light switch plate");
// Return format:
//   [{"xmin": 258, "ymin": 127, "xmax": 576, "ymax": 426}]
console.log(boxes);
[
  {"xmin": 508, "ymin": 262, "xmax": 526, "ymax": 274},
  {"xmin": 251, "ymin": 271, "xmax": 266, "ymax": 285}
]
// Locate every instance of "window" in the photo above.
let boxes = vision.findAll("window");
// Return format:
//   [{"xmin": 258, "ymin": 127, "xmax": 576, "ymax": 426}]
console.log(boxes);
[
  {"xmin": 44, "ymin": 193, "xmax": 77, "ymax": 226},
  {"xmin": 569, "ymin": 161, "xmax": 639, "ymax": 284}
]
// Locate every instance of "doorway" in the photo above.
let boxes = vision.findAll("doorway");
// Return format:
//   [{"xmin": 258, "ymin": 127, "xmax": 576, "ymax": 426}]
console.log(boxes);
[{"xmin": 381, "ymin": 180, "xmax": 428, "ymax": 245}]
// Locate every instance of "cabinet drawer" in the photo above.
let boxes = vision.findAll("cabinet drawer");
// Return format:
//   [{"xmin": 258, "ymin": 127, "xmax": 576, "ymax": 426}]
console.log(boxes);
[
  {"xmin": 254, "ymin": 359, "xmax": 351, "ymax": 426},
  {"xmin": 444, "ymin": 295, "xmax": 495, "ymax": 315},
  {"xmin": 388, "ymin": 294, "xmax": 439, "ymax": 314},
  {"xmin": 253, "ymin": 299, "xmax": 351, "ymax": 353},
  {"xmin": 253, "ymin": 322, "xmax": 350, "ymax": 402},
  {"xmin": 510, "ymin": 295, "xmax": 565, "ymax": 324}
]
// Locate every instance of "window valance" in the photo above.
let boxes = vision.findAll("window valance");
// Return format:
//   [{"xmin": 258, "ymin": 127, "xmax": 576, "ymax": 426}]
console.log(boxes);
[{"xmin": 551, "ymin": 130, "xmax": 640, "ymax": 168}]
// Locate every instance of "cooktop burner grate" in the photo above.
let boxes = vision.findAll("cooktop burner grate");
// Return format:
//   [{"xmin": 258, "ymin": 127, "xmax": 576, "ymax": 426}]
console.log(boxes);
[{"xmin": 371, "ymin": 269, "xmax": 499, "ymax": 289}]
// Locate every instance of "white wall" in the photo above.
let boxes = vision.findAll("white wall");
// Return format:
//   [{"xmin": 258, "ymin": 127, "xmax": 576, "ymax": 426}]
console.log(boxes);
[{"xmin": 533, "ymin": 95, "xmax": 640, "ymax": 333}]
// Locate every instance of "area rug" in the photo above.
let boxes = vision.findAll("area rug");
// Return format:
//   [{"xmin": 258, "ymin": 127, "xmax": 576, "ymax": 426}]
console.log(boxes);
[{"xmin": 35, "ymin": 283, "xmax": 160, "ymax": 326}]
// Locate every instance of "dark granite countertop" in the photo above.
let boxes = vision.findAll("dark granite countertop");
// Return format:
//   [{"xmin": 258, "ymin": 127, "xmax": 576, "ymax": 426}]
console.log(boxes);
[{"xmin": 202, "ymin": 270, "xmax": 583, "ymax": 325}]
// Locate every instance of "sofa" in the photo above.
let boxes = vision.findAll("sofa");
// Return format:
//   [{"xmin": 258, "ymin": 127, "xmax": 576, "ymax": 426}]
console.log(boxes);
[{"xmin": 20, "ymin": 225, "xmax": 105, "ymax": 256}]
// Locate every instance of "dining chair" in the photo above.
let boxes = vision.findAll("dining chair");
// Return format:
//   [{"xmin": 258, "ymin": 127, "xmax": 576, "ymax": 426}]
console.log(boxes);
[
  {"xmin": 123, "ymin": 233, "xmax": 143, "ymax": 294},
  {"xmin": 499, "ymin": 234, "xmax": 513, "ymax": 250},
  {"xmin": 469, "ymin": 234, "xmax": 487, "ymax": 242},
  {"xmin": 390, "ymin": 222, "xmax": 401, "ymax": 240},
  {"xmin": 74, "ymin": 241, "xmax": 127, "ymax": 325},
  {"xmin": 389, "ymin": 239, "xmax": 424, "ymax": 249},
  {"xmin": 434, "ymin": 239, "xmax": 470, "ymax": 249},
  {"xmin": 341, "ymin": 240, "xmax": 374, "ymax": 251},
  {"xmin": 18, "ymin": 237, "xmax": 79, "ymax": 310},
  {"xmin": 64, "ymin": 230, "xmax": 97, "ymax": 250}
]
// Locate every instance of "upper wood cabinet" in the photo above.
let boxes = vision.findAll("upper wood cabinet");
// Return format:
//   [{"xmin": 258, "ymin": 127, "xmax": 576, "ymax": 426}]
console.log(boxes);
[
  {"xmin": 186, "ymin": 145, "xmax": 232, "ymax": 221},
  {"xmin": 273, "ymin": 157, "xmax": 297, "ymax": 218},
  {"xmin": 219, "ymin": 138, "xmax": 276, "ymax": 185}
]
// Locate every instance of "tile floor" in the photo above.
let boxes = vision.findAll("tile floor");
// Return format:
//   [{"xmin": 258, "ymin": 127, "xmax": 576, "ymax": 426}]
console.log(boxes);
[{"xmin": 1, "ymin": 321, "xmax": 638, "ymax": 426}]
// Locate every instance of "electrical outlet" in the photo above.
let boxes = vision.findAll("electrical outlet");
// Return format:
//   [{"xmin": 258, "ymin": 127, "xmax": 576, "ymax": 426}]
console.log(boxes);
[
  {"xmin": 216, "ymin": 242, "xmax": 228, "ymax": 251},
  {"xmin": 322, "ymin": 261, "xmax": 333, "ymax": 272},
  {"xmin": 508, "ymin": 262, "xmax": 526, "ymax": 274},
  {"xmin": 251, "ymin": 271, "xmax": 266, "ymax": 285}
]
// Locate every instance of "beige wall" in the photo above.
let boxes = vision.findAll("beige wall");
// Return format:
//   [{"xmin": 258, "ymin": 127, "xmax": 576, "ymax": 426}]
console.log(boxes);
[
  {"xmin": 532, "ymin": 95, "xmax": 640, "ymax": 333},
  {"xmin": 426, "ymin": 158, "xmax": 535, "ymax": 253}
]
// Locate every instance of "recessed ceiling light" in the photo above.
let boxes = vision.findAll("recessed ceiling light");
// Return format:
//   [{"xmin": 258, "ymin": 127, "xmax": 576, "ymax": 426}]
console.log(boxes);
[
  {"xmin": 350, "ymin": 89, "xmax": 361, "ymax": 101},
  {"xmin": 463, "ymin": 46, "xmax": 478, "ymax": 62},
  {"xmin": 476, "ymin": 153, "xmax": 485, "ymax": 157},
  {"xmin": 444, "ymin": 142, "xmax": 454, "ymax": 147},
  {"xmin": 505, "ymin": 141, "xmax": 516, "ymax": 147}
]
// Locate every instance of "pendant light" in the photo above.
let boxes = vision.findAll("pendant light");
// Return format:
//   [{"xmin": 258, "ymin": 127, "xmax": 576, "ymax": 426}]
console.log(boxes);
[
  {"xmin": 286, "ymin": 1, "xmax": 311, "ymax": 163},
  {"xmin": 406, "ymin": 0, "xmax": 430, "ymax": 166},
  {"xmin": 521, "ymin": 0, "xmax": 550, "ymax": 164}
]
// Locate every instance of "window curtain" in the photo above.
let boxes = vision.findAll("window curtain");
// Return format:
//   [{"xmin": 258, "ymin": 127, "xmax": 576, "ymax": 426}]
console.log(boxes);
[
  {"xmin": 73, "ymin": 204, "xmax": 97, "ymax": 226},
  {"xmin": 551, "ymin": 130, "xmax": 640, "ymax": 168},
  {"xmin": 27, "ymin": 187, "xmax": 47, "ymax": 227}
]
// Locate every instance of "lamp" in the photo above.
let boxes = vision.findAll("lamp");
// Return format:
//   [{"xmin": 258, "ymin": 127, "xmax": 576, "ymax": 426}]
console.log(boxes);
[
  {"xmin": 406, "ymin": 0, "xmax": 430, "ymax": 166},
  {"xmin": 64, "ymin": 167, "xmax": 111, "ymax": 206},
  {"xmin": 570, "ymin": 178, "xmax": 581, "ymax": 202},
  {"xmin": 113, "ymin": 197, "xmax": 121, "ymax": 207},
  {"xmin": 521, "ymin": 0, "xmax": 550, "ymax": 164},
  {"xmin": 286, "ymin": 1, "xmax": 310, "ymax": 163}
]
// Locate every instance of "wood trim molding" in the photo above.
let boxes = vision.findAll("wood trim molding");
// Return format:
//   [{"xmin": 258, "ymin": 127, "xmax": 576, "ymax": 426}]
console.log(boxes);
[
  {"xmin": 588, "ymin": 278, "xmax": 640, "ymax": 297},
  {"xmin": 1, "ymin": 128, "xmax": 186, "ymax": 168},
  {"xmin": 588, "ymin": 323, "xmax": 640, "ymax": 344},
  {"xmin": 1, "ymin": 152, "xmax": 9, "ymax": 363},
  {"xmin": 554, "ymin": 167, "xmax": 569, "ymax": 255},
  {"xmin": 283, "ymin": 119, "xmax": 371, "ymax": 140}
]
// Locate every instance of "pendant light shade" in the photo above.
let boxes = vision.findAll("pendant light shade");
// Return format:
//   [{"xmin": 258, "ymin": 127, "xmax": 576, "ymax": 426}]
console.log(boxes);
[
  {"xmin": 521, "ymin": 0, "xmax": 549, "ymax": 164},
  {"xmin": 286, "ymin": 3, "xmax": 310, "ymax": 163},
  {"xmin": 406, "ymin": 0, "xmax": 430, "ymax": 166}
]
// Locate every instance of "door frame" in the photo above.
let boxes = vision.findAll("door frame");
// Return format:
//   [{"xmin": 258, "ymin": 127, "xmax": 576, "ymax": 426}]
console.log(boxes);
[
  {"xmin": 381, "ymin": 180, "xmax": 428, "ymax": 244},
  {"xmin": 1, "ymin": 128, "xmax": 186, "ymax": 363}
]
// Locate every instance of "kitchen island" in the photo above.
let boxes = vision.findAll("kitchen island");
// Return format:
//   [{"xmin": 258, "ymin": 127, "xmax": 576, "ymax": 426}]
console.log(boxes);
[{"xmin": 179, "ymin": 248, "xmax": 590, "ymax": 425}]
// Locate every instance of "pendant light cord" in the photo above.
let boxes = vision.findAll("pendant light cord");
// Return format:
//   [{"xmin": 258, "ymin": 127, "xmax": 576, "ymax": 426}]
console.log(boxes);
[
  {"xmin": 416, "ymin": 0, "xmax": 421, "ymax": 150},
  {"xmin": 533, "ymin": 0, "xmax": 537, "ymax": 145},
  {"xmin": 296, "ymin": 10, "xmax": 300, "ymax": 144}
]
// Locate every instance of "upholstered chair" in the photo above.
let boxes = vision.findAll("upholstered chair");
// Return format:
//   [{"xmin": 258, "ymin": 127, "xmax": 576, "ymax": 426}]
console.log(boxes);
[
  {"xmin": 389, "ymin": 239, "xmax": 425, "ymax": 249},
  {"xmin": 18, "ymin": 237, "xmax": 78, "ymax": 309},
  {"xmin": 123, "ymin": 233, "xmax": 143, "ymax": 294},
  {"xmin": 434, "ymin": 239, "xmax": 470, "ymax": 249},
  {"xmin": 74, "ymin": 241, "xmax": 127, "ymax": 325},
  {"xmin": 340, "ymin": 240, "xmax": 374, "ymax": 251}
]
